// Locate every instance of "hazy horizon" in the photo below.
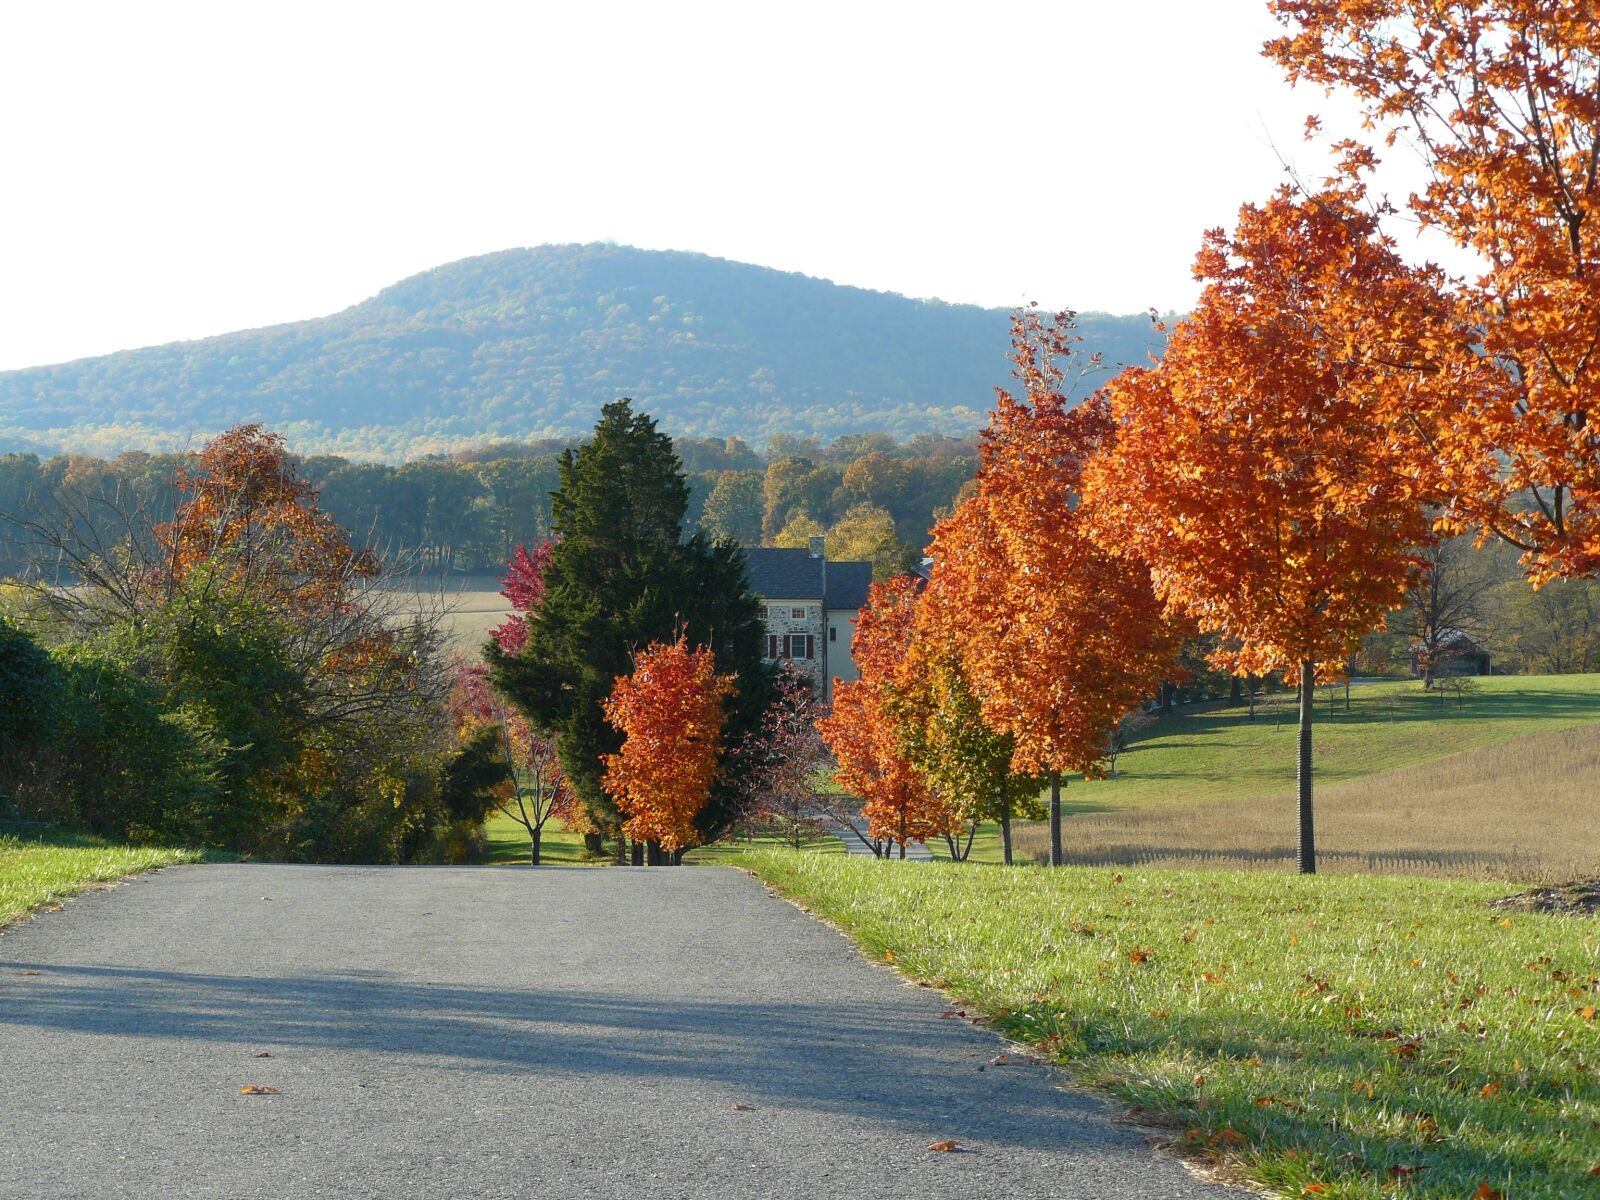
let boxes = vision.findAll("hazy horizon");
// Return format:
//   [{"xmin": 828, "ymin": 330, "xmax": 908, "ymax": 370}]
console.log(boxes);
[{"xmin": 0, "ymin": 0, "xmax": 1457, "ymax": 374}]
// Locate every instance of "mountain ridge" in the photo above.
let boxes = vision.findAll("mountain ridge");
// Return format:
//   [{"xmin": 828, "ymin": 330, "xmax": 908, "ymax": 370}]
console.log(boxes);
[{"xmin": 0, "ymin": 243, "xmax": 1165, "ymax": 460}]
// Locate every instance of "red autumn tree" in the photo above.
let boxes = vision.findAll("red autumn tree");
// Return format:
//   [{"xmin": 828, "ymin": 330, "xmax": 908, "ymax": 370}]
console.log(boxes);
[
  {"xmin": 736, "ymin": 662, "xmax": 829, "ymax": 850},
  {"xmin": 816, "ymin": 575, "xmax": 958, "ymax": 857},
  {"xmin": 488, "ymin": 541, "xmax": 553, "ymax": 655},
  {"xmin": 450, "ymin": 661, "xmax": 576, "ymax": 864},
  {"xmin": 1087, "ymin": 188, "xmax": 1440, "ymax": 874},
  {"xmin": 1268, "ymin": 1, "xmax": 1600, "ymax": 585},
  {"xmin": 601, "ymin": 636, "xmax": 735, "ymax": 857},
  {"xmin": 928, "ymin": 309, "xmax": 1183, "ymax": 866}
]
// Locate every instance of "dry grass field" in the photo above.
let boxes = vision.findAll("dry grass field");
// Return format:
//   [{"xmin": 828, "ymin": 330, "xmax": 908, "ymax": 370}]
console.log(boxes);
[{"xmin": 1014, "ymin": 724, "xmax": 1600, "ymax": 879}]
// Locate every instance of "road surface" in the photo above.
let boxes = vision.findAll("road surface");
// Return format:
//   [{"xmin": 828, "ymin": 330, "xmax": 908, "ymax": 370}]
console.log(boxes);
[{"xmin": 0, "ymin": 864, "xmax": 1238, "ymax": 1199}]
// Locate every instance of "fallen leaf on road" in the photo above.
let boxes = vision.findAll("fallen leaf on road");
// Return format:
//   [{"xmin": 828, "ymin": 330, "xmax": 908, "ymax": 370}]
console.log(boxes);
[
  {"xmin": 927, "ymin": 1140, "xmax": 959, "ymax": 1152},
  {"xmin": 730, "ymin": 1103, "xmax": 754, "ymax": 1111},
  {"xmin": 239, "ymin": 1085, "xmax": 279, "ymax": 1095},
  {"xmin": 252, "ymin": 1052, "xmax": 273, "ymax": 1058},
  {"xmin": 21, "ymin": 970, "xmax": 40, "ymax": 976}
]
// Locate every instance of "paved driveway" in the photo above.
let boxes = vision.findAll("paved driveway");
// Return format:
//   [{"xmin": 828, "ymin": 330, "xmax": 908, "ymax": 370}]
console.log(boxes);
[{"xmin": 0, "ymin": 865, "xmax": 1238, "ymax": 1199}]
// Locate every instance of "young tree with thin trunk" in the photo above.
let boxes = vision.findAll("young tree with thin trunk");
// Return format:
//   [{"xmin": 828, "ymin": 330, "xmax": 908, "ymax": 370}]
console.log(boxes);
[
  {"xmin": 927, "ymin": 310, "xmax": 1181, "ymax": 866},
  {"xmin": 816, "ymin": 576, "xmax": 957, "ymax": 857},
  {"xmin": 1269, "ymin": 2, "xmax": 1600, "ymax": 586},
  {"xmin": 601, "ymin": 636, "xmax": 735, "ymax": 858},
  {"xmin": 1087, "ymin": 189, "xmax": 1440, "ymax": 874},
  {"xmin": 449, "ymin": 662, "xmax": 574, "ymax": 864}
]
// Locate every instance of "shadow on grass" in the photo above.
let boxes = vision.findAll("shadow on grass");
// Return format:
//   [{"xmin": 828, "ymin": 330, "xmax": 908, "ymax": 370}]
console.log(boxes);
[
  {"xmin": 2, "ymin": 960, "xmax": 1118, "ymax": 1154},
  {"xmin": 998, "ymin": 998, "xmax": 1587, "ymax": 1194}
]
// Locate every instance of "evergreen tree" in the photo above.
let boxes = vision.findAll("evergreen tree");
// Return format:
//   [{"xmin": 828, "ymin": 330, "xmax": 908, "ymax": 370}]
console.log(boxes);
[{"xmin": 489, "ymin": 399, "xmax": 773, "ymax": 854}]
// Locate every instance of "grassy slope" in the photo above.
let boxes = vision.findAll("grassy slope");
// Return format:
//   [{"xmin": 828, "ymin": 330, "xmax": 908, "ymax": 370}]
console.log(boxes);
[
  {"xmin": 0, "ymin": 828, "xmax": 201, "ymax": 928},
  {"xmin": 741, "ymin": 852, "xmax": 1600, "ymax": 1199},
  {"xmin": 1070, "ymin": 675, "xmax": 1600, "ymax": 811}
]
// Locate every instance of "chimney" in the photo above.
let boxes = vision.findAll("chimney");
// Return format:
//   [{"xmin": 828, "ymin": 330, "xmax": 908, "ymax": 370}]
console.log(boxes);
[{"xmin": 808, "ymin": 535, "xmax": 825, "ymax": 559}]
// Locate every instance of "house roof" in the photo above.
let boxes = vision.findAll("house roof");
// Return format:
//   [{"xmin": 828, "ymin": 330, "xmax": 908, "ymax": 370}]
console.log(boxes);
[
  {"xmin": 741, "ymin": 547, "xmax": 873, "ymax": 610},
  {"xmin": 823, "ymin": 561, "xmax": 872, "ymax": 611}
]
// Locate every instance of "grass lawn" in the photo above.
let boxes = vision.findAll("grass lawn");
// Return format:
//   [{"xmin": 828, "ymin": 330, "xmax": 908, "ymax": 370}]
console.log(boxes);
[
  {"xmin": 0, "ymin": 827, "xmax": 202, "ymax": 929},
  {"xmin": 482, "ymin": 810, "xmax": 598, "ymax": 865},
  {"xmin": 740, "ymin": 851, "xmax": 1600, "ymax": 1199},
  {"xmin": 684, "ymin": 826, "xmax": 844, "ymax": 863},
  {"xmin": 1071, "ymin": 674, "xmax": 1600, "ymax": 811}
]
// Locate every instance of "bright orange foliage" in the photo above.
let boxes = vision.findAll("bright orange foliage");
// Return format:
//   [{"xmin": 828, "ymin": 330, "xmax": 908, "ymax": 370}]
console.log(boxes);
[
  {"xmin": 600, "ymin": 636, "xmax": 735, "ymax": 853},
  {"xmin": 1269, "ymin": 2, "xmax": 1600, "ymax": 583},
  {"xmin": 1088, "ymin": 188, "xmax": 1438, "ymax": 677},
  {"xmin": 928, "ymin": 309, "xmax": 1182, "ymax": 780},
  {"xmin": 816, "ymin": 576, "xmax": 958, "ymax": 849}
]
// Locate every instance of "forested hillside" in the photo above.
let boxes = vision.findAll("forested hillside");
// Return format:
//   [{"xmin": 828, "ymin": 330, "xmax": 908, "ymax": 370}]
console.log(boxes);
[{"xmin": 0, "ymin": 245, "xmax": 1165, "ymax": 459}]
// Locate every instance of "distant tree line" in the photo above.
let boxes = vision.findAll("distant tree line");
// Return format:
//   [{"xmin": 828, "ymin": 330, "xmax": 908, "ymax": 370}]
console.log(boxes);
[{"xmin": 0, "ymin": 430, "xmax": 979, "ymax": 582}]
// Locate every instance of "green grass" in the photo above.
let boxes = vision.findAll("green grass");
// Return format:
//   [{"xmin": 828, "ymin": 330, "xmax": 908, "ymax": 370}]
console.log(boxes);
[
  {"xmin": 683, "ymin": 826, "xmax": 844, "ymax": 863},
  {"xmin": 0, "ymin": 827, "xmax": 201, "ymax": 928},
  {"xmin": 482, "ymin": 810, "xmax": 597, "ymax": 865},
  {"xmin": 740, "ymin": 851, "xmax": 1600, "ymax": 1199},
  {"xmin": 1072, "ymin": 674, "xmax": 1600, "ymax": 812}
]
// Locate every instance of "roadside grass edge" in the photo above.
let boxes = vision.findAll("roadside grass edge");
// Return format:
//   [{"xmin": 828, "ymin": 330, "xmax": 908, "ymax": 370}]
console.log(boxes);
[{"xmin": 734, "ymin": 850, "xmax": 1600, "ymax": 1200}]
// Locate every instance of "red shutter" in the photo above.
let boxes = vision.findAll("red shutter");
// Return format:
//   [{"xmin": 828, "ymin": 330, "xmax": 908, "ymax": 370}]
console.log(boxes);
[
  {"xmin": 805, "ymin": 635, "xmax": 815, "ymax": 660},
  {"xmin": 767, "ymin": 634, "xmax": 778, "ymax": 659}
]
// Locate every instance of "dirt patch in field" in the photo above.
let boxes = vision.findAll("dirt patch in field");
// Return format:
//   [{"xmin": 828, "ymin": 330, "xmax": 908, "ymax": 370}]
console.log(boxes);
[{"xmin": 1489, "ymin": 880, "xmax": 1600, "ymax": 915}]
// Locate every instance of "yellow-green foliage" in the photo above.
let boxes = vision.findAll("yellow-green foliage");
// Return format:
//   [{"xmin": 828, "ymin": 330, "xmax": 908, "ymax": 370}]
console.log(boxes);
[
  {"xmin": 743, "ymin": 852, "xmax": 1600, "ymax": 1199},
  {"xmin": 0, "ymin": 832, "xmax": 199, "ymax": 928}
]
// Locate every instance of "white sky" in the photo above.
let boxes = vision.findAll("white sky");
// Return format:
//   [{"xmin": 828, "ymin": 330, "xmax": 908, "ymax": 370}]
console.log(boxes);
[{"xmin": 0, "ymin": 0, "xmax": 1431, "ymax": 372}]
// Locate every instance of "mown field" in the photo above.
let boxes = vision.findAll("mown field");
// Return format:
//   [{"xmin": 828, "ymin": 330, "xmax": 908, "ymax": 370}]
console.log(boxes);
[
  {"xmin": 983, "ymin": 676, "xmax": 1600, "ymax": 880},
  {"xmin": 741, "ymin": 852, "xmax": 1600, "ymax": 1200}
]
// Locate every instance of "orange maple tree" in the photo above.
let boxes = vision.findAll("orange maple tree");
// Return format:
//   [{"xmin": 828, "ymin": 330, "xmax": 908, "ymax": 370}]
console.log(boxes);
[
  {"xmin": 600, "ymin": 635, "xmax": 735, "ymax": 855},
  {"xmin": 927, "ymin": 309, "xmax": 1182, "ymax": 866},
  {"xmin": 816, "ymin": 575, "xmax": 958, "ymax": 856},
  {"xmin": 159, "ymin": 423, "xmax": 377, "ymax": 609},
  {"xmin": 1087, "ymin": 188, "xmax": 1439, "ymax": 873},
  {"xmin": 1268, "ymin": 2, "xmax": 1600, "ymax": 584}
]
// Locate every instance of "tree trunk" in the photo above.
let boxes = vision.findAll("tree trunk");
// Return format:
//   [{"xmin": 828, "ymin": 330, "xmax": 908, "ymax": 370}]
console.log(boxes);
[
  {"xmin": 1297, "ymin": 659, "xmax": 1317, "ymax": 875},
  {"xmin": 630, "ymin": 839, "xmax": 643, "ymax": 866},
  {"xmin": 1049, "ymin": 771, "xmax": 1063, "ymax": 867},
  {"xmin": 613, "ymin": 826, "xmax": 628, "ymax": 865},
  {"xmin": 583, "ymin": 831, "xmax": 604, "ymax": 859},
  {"xmin": 1000, "ymin": 810, "xmax": 1013, "ymax": 866},
  {"xmin": 530, "ymin": 826, "xmax": 542, "ymax": 866}
]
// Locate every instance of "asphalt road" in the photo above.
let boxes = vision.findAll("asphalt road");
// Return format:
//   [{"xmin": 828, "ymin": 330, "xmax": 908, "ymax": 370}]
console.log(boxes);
[{"xmin": 0, "ymin": 865, "xmax": 1240, "ymax": 1199}]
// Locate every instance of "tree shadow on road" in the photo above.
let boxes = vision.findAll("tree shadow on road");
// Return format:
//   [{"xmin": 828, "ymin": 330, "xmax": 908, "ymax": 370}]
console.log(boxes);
[{"xmin": 0, "ymin": 959, "xmax": 1136, "ymax": 1155}]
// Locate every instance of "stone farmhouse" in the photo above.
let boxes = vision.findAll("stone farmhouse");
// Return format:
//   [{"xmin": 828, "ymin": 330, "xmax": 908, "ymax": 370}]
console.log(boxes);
[{"xmin": 742, "ymin": 537, "xmax": 872, "ymax": 702}]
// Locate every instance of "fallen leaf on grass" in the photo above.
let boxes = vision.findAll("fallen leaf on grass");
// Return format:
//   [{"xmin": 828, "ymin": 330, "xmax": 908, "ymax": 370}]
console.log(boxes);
[
  {"xmin": 1581, "ymin": 1005, "xmax": 1596, "ymax": 1022},
  {"xmin": 927, "ymin": 1139, "xmax": 959, "ymax": 1152},
  {"xmin": 1129, "ymin": 948, "xmax": 1152, "ymax": 964},
  {"xmin": 239, "ymin": 1085, "xmax": 279, "ymax": 1095},
  {"xmin": 1302, "ymin": 1186, "xmax": 1327, "ymax": 1196},
  {"xmin": 730, "ymin": 1103, "xmax": 754, "ymax": 1111},
  {"xmin": 1386, "ymin": 1164, "xmax": 1423, "ymax": 1180},
  {"xmin": 1472, "ymin": 1186, "xmax": 1503, "ymax": 1200},
  {"xmin": 1478, "ymin": 1081, "xmax": 1500, "ymax": 1098}
]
